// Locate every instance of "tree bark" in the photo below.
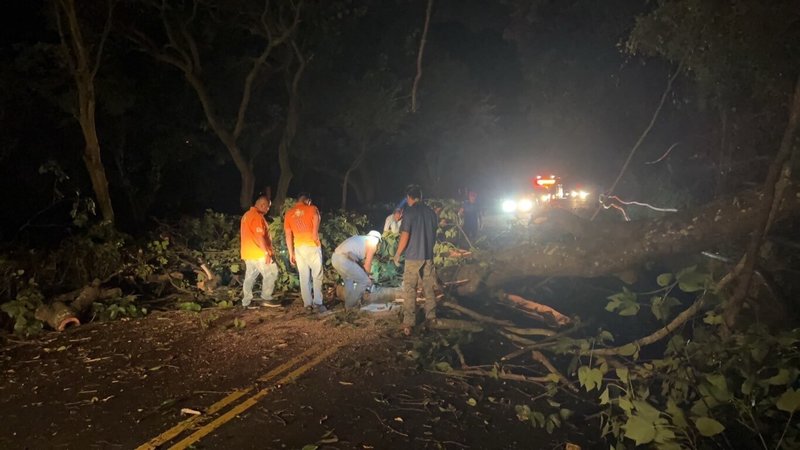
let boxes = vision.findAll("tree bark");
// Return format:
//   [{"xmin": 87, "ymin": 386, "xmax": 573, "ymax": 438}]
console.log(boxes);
[
  {"xmin": 57, "ymin": 0, "xmax": 116, "ymax": 223},
  {"xmin": 341, "ymin": 140, "xmax": 368, "ymax": 210},
  {"xmin": 273, "ymin": 43, "xmax": 307, "ymax": 212},
  {"xmin": 453, "ymin": 185, "xmax": 800, "ymax": 296}
]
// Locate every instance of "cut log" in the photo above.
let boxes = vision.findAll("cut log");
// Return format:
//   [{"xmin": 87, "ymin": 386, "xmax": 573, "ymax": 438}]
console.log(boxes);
[
  {"xmin": 453, "ymin": 183, "xmax": 800, "ymax": 295},
  {"xmin": 501, "ymin": 294, "xmax": 572, "ymax": 327},
  {"xmin": 34, "ymin": 302, "xmax": 80, "ymax": 331}
]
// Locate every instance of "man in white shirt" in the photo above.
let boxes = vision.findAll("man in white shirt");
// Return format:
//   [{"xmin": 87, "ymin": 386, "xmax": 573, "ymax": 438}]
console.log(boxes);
[{"xmin": 383, "ymin": 208, "xmax": 403, "ymax": 233}]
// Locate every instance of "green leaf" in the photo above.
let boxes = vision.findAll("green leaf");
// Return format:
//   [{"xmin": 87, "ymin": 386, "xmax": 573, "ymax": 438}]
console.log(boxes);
[
  {"xmin": 599, "ymin": 387, "xmax": 610, "ymax": 405},
  {"xmin": 633, "ymin": 400, "xmax": 661, "ymax": 422},
  {"xmin": 578, "ymin": 366, "xmax": 603, "ymax": 392},
  {"xmin": 618, "ymin": 304, "xmax": 640, "ymax": 316},
  {"xmin": 623, "ymin": 415, "xmax": 656, "ymax": 445},
  {"xmin": 434, "ymin": 361, "xmax": 453, "ymax": 373},
  {"xmin": 656, "ymin": 273, "xmax": 673, "ymax": 287},
  {"xmin": 598, "ymin": 330, "xmax": 614, "ymax": 343},
  {"xmin": 616, "ymin": 367, "xmax": 630, "ymax": 384},
  {"xmin": 676, "ymin": 267, "xmax": 708, "ymax": 292},
  {"xmin": 767, "ymin": 369, "xmax": 791, "ymax": 386},
  {"xmin": 666, "ymin": 399, "xmax": 688, "ymax": 429},
  {"xmin": 776, "ymin": 388, "xmax": 800, "ymax": 413},
  {"xmin": 618, "ymin": 397, "xmax": 633, "ymax": 414},
  {"xmin": 694, "ymin": 417, "xmax": 725, "ymax": 437},
  {"xmin": 703, "ymin": 311, "xmax": 724, "ymax": 325},
  {"xmin": 178, "ymin": 302, "xmax": 201, "ymax": 312},
  {"xmin": 617, "ymin": 343, "xmax": 638, "ymax": 357},
  {"xmin": 651, "ymin": 296, "xmax": 681, "ymax": 321}
]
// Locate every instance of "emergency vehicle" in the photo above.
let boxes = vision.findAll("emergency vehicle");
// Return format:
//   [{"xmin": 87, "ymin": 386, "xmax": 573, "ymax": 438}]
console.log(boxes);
[{"xmin": 501, "ymin": 174, "xmax": 593, "ymax": 215}]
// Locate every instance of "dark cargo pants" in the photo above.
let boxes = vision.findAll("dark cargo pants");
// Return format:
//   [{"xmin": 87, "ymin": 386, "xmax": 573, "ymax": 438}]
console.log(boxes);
[{"xmin": 401, "ymin": 259, "xmax": 437, "ymax": 326}]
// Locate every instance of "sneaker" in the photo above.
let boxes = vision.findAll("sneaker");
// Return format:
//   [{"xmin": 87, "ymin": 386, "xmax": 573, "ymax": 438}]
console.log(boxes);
[
  {"xmin": 304, "ymin": 306, "xmax": 314, "ymax": 313},
  {"xmin": 242, "ymin": 298, "xmax": 253, "ymax": 307},
  {"xmin": 260, "ymin": 299, "xmax": 282, "ymax": 308},
  {"xmin": 313, "ymin": 304, "xmax": 329, "ymax": 314}
]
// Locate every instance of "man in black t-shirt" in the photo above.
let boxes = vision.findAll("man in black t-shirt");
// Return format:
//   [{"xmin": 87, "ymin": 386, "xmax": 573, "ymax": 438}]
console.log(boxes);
[{"xmin": 393, "ymin": 185, "xmax": 439, "ymax": 335}]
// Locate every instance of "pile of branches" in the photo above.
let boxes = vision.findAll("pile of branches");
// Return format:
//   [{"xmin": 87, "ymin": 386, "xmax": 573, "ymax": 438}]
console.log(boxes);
[{"xmin": 423, "ymin": 261, "xmax": 800, "ymax": 449}]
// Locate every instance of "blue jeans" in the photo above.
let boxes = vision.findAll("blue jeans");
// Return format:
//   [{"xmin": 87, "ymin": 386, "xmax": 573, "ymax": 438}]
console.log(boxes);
[
  {"xmin": 295, "ymin": 246, "xmax": 323, "ymax": 307},
  {"xmin": 332, "ymin": 253, "xmax": 372, "ymax": 309},
  {"xmin": 242, "ymin": 259, "xmax": 279, "ymax": 306}
]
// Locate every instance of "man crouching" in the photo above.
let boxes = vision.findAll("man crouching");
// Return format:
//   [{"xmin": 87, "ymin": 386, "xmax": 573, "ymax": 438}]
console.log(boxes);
[{"xmin": 332, "ymin": 230, "xmax": 382, "ymax": 309}]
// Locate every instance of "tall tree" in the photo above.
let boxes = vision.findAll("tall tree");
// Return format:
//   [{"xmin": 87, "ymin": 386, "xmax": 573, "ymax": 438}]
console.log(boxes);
[
  {"xmin": 54, "ymin": 0, "xmax": 117, "ymax": 223},
  {"xmin": 126, "ymin": 0, "xmax": 302, "ymax": 210}
]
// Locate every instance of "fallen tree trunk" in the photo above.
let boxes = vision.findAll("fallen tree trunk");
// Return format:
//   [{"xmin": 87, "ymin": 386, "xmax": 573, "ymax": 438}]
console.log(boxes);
[{"xmin": 454, "ymin": 183, "xmax": 800, "ymax": 295}]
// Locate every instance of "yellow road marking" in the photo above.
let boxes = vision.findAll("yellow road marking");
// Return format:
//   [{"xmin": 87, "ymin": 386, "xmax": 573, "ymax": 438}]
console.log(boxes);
[
  {"xmin": 168, "ymin": 342, "xmax": 344, "ymax": 450},
  {"xmin": 137, "ymin": 344, "xmax": 325, "ymax": 450}
]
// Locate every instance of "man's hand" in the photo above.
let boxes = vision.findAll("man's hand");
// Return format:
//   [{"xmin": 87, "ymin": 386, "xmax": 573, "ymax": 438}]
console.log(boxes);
[
  {"xmin": 264, "ymin": 252, "xmax": 273, "ymax": 265},
  {"xmin": 392, "ymin": 254, "xmax": 401, "ymax": 266},
  {"xmin": 289, "ymin": 253, "xmax": 296, "ymax": 267}
]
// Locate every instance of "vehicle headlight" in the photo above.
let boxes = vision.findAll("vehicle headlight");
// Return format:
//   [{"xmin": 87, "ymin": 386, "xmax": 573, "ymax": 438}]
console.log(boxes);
[
  {"xmin": 541, "ymin": 194, "xmax": 551, "ymax": 202},
  {"xmin": 518, "ymin": 198, "xmax": 533, "ymax": 212},
  {"xmin": 578, "ymin": 191, "xmax": 589, "ymax": 200},
  {"xmin": 501, "ymin": 199, "xmax": 517, "ymax": 213}
]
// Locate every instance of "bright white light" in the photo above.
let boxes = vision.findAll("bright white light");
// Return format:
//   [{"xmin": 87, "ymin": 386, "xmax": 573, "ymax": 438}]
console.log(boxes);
[
  {"xmin": 570, "ymin": 191, "xmax": 578, "ymax": 197},
  {"xmin": 502, "ymin": 199, "xmax": 517, "ymax": 213},
  {"xmin": 540, "ymin": 194, "xmax": 550, "ymax": 202},
  {"xmin": 518, "ymin": 198, "xmax": 533, "ymax": 212},
  {"xmin": 578, "ymin": 191, "xmax": 589, "ymax": 200}
]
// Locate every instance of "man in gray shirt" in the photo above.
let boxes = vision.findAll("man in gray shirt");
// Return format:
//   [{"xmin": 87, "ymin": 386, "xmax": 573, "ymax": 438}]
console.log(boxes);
[
  {"xmin": 393, "ymin": 185, "xmax": 439, "ymax": 335},
  {"xmin": 332, "ymin": 230, "xmax": 382, "ymax": 309}
]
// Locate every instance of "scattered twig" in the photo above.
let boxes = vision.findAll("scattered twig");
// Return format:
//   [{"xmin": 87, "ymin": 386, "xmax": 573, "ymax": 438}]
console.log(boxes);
[
  {"xmin": 366, "ymin": 407, "xmax": 408, "ymax": 437},
  {"xmin": 443, "ymin": 301, "xmax": 514, "ymax": 327},
  {"xmin": 531, "ymin": 351, "xmax": 576, "ymax": 392}
]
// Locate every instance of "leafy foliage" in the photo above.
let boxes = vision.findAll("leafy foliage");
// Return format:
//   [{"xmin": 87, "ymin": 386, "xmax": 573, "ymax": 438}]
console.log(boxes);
[
  {"xmin": 589, "ymin": 269, "xmax": 800, "ymax": 449},
  {"xmin": 0, "ymin": 278, "xmax": 44, "ymax": 337}
]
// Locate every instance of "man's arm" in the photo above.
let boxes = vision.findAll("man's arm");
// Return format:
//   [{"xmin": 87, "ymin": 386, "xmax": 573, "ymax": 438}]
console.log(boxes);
[
  {"xmin": 262, "ymin": 221, "xmax": 274, "ymax": 264},
  {"xmin": 393, "ymin": 231, "xmax": 410, "ymax": 265},
  {"xmin": 364, "ymin": 241, "xmax": 378, "ymax": 274},
  {"xmin": 284, "ymin": 225, "xmax": 296, "ymax": 266},
  {"xmin": 312, "ymin": 207, "xmax": 321, "ymax": 244}
]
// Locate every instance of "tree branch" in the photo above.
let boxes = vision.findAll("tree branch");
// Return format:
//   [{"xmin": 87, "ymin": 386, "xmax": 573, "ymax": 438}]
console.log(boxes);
[
  {"xmin": 590, "ymin": 57, "xmax": 685, "ymax": 220},
  {"xmin": 91, "ymin": 0, "xmax": 117, "ymax": 80},
  {"xmin": 410, "ymin": 0, "xmax": 433, "ymax": 113}
]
